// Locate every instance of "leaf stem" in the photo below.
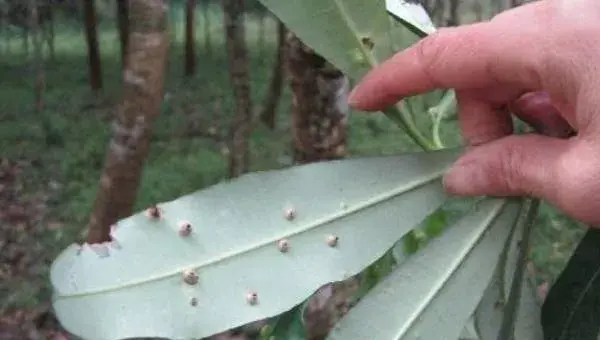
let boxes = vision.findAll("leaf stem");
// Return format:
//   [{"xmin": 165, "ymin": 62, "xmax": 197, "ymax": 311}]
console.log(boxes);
[
  {"xmin": 383, "ymin": 105, "xmax": 435, "ymax": 151},
  {"xmin": 429, "ymin": 90, "xmax": 456, "ymax": 149}
]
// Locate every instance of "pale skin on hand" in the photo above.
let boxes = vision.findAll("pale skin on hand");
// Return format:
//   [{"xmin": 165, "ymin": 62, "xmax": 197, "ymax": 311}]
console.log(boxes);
[{"xmin": 348, "ymin": 0, "xmax": 600, "ymax": 226}]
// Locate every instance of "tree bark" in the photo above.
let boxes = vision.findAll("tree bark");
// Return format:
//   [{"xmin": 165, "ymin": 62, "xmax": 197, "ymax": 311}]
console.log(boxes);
[
  {"xmin": 257, "ymin": 8, "xmax": 266, "ymax": 60},
  {"xmin": 286, "ymin": 33, "xmax": 352, "ymax": 339},
  {"xmin": 287, "ymin": 33, "xmax": 349, "ymax": 164},
  {"xmin": 87, "ymin": 0, "xmax": 169, "ymax": 244},
  {"xmin": 29, "ymin": 0, "xmax": 44, "ymax": 112},
  {"xmin": 116, "ymin": 0, "xmax": 129, "ymax": 68},
  {"xmin": 222, "ymin": 0, "xmax": 252, "ymax": 178},
  {"xmin": 202, "ymin": 0, "xmax": 211, "ymax": 54},
  {"xmin": 184, "ymin": 0, "xmax": 196, "ymax": 76},
  {"xmin": 83, "ymin": 0, "xmax": 102, "ymax": 92},
  {"xmin": 447, "ymin": 0, "xmax": 460, "ymax": 26},
  {"xmin": 259, "ymin": 19, "xmax": 286, "ymax": 130}
]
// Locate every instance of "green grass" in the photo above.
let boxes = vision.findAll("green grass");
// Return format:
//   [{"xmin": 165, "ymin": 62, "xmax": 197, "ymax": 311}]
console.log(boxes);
[{"xmin": 0, "ymin": 3, "xmax": 585, "ymax": 315}]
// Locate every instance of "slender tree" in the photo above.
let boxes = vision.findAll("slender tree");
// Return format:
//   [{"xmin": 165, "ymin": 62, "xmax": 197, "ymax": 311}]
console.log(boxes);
[
  {"xmin": 286, "ymin": 32, "xmax": 353, "ymax": 339},
  {"xmin": 201, "ymin": 0, "xmax": 211, "ymax": 54},
  {"xmin": 447, "ymin": 0, "xmax": 460, "ymax": 26},
  {"xmin": 257, "ymin": 3, "xmax": 266, "ymax": 60},
  {"xmin": 184, "ymin": 0, "xmax": 196, "ymax": 76},
  {"xmin": 29, "ymin": 0, "xmax": 44, "ymax": 111},
  {"xmin": 259, "ymin": 19, "xmax": 286, "ymax": 130},
  {"xmin": 116, "ymin": 0, "xmax": 129, "ymax": 68},
  {"xmin": 83, "ymin": 0, "xmax": 102, "ymax": 91},
  {"xmin": 87, "ymin": 0, "xmax": 169, "ymax": 243},
  {"xmin": 287, "ymin": 33, "xmax": 349, "ymax": 164},
  {"xmin": 222, "ymin": 0, "xmax": 252, "ymax": 178}
]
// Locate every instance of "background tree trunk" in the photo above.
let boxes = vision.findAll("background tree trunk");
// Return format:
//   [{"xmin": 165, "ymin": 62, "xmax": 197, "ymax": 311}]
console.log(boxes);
[
  {"xmin": 222, "ymin": 0, "xmax": 252, "ymax": 178},
  {"xmin": 287, "ymin": 33, "xmax": 349, "ymax": 164},
  {"xmin": 447, "ymin": 0, "xmax": 460, "ymax": 26},
  {"xmin": 29, "ymin": 0, "xmax": 44, "ymax": 112},
  {"xmin": 184, "ymin": 0, "xmax": 196, "ymax": 76},
  {"xmin": 87, "ymin": 0, "xmax": 169, "ymax": 244},
  {"xmin": 42, "ymin": 3, "xmax": 55, "ymax": 60},
  {"xmin": 286, "ymin": 32, "xmax": 353, "ymax": 339},
  {"xmin": 116, "ymin": 0, "xmax": 129, "ymax": 68},
  {"xmin": 83, "ymin": 0, "xmax": 102, "ymax": 92},
  {"xmin": 259, "ymin": 19, "xmax": 286, "ymax": 130},
  {"xmin": 28, "ymin": 0, "xmax": 44, "ymax": 113},
  {"xmin": 202, "ymin": 0, "xmax": 211, "ymax": 54}
]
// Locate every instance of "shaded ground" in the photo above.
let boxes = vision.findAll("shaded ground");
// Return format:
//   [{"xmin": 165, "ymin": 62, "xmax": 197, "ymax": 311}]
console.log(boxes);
[{"xmin": 0, "ymin": 159, "xmax": 69, "ymax": 339}]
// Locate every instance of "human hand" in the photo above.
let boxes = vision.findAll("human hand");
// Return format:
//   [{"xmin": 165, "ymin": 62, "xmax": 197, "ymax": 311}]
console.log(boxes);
[{"xmin": 348, "ymin": 0, "xmax": 600, "ymax": 225}]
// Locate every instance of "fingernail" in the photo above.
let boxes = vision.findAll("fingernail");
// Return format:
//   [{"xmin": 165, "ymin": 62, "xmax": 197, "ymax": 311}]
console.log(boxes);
[
  {"xmin": 348, "ymin": 86, "xmax": 362, "ymax": 106},
  {"xmin": 443, "ymin": 160, "xmax": 483, "ymax": 195}
]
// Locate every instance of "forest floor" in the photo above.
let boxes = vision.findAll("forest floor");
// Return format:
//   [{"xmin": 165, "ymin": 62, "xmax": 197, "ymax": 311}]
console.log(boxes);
[{"xmin": 0, "ymin": 9, "xmax": 587, "ymax": 339}]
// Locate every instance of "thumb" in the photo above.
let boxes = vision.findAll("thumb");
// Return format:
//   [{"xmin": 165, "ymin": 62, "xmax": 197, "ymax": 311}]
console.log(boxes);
[{"xmin": 443, "ymin": 134, "xmax": 571, "ymax": 202}]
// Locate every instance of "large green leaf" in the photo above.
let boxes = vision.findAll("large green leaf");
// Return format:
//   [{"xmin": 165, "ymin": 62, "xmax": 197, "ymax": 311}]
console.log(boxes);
[
  {"xmin": 51, "ymin": 148, "xmax": 461, "ymax": 340},
  {"xmin": 472, "ymin": 200, "xmax": 543, "ymax": 340},
  {"xmin": 257, "ymin": 0, "xmax": 443, "ymax": 150},
  {"xmin": 257, "ymin": 0, "xmax": 420, "ymax": 84},
  {"xmin": 541, "ymin": 227, "xmax": 600, "ymax": 340},
  {"xmin": 385, "ymin": 0, "xmax": 436, "ymax": 37},
  {"xmin": 326, "ymin": 198, "xmax": 524, "ymax": 340}
]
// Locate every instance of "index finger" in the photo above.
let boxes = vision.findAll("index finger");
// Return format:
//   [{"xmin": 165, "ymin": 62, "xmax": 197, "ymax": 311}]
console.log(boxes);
[{"xmin": 348, "ymin": 6, "xmax": 546, "ymax": 111}]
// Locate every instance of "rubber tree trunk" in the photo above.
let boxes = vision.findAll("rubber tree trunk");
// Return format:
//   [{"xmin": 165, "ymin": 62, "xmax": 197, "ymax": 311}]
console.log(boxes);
[
  {"xmin": 87, "ymin": 0, "xmax": 169, "ymax": 244},
  {"xmin": 29, "ymin": 0, "xmax": 44, "ymax": 112},
  {"xmin": 116, "ymin": 0, "xmax": 129, "ymax": 68},
  {"xmin": 83, "ymin": 0, "xmax": 102, "ymax": 92},
  {"xmin": 286, "ymin": 32, "xmax": 352, "ymax": 339},
  {"xmin": 202, "ymin": 0, "xmax": 211, "ymax": 54},
  {"xmin": 42, "ymin": 3, "xmax": 55, "ymax": 60},
  {"xmin": 287, "ymin": 33, "xmax": 349, "ymax": 164},
  {"xmin": 447, "ymin": 0, "xmax": 460, "ymax": 26},
  {"xmin": 222, "ymin": 0, "xmax": 252, "ymax": 178},
  {"xmin": 184, "ymin": 0, "xmax": 196, "ymax": 76},
  {"xmin": 259, "ymin": 19, "xmax": 286, "ymax": 130}
]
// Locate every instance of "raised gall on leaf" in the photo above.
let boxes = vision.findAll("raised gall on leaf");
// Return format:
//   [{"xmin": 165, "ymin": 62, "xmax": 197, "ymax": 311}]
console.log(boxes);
[
  {"xmin": 246, "ymin": 292, "xmax": 258, "ymax": 305},
  {"xmin": 182, "ymin": 269, "xmax": 199, "ymax": 285},
  {"xmin": 327, "ymin": 235, "xmax": 339, "ymax": 247},
  {"xmin": 277, "ymin": 239, "xmax": 290, "ymax": 252},
  {"xmin": 178, "ymin": 220, "xmax": 193, "ymax": 237}
]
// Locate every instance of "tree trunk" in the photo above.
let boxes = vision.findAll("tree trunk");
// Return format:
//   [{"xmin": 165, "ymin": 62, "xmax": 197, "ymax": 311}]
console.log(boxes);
[
  {"xmin": 510, "ymin": 0, "xmax": 522, "ymax": 8},
  {"xmin": 259, "ymin": 19, "xmax": 286, "ymax": 130},
  {"xmin": 116, "ymin": 0, "xmax": 129, "ymax": 68},
  {"xmin": 222, "ymin": 0, "xmax": 252, "ymax": 178},
  {"xmin": 447, "ymin": 0, "xmax": 460, "ymax": 26},
  {"xmin": 29, "ymin": 0, "xmax": 44, "ymax": 112},
  {"xmin": 202, "ymin": 0, "xmax": 211, "ymax": 54},
  {"xmin": 287, "ymin": 33, "xmax": 349, "ymax": 164},
  {"xmin": 87, "ymin": 0, "xmax": 169, "ymax": 244},
  {"xmin": 184, "ymin": 0, "xmax": 196, "ymax": 76},
  {"xmin": 43, "ymin": 3, "xmax": 55, "ymax": 60},
  {"xmin": 286, "ymin": 32, "xmax": 352, "ymax": 339},
  {"xmin": 257, "ymin": 8, "xmax": 265, "ymax": 60},
  {"xmin": 83, "ymin": 0, "xmax": 102, "ymax": 92}
]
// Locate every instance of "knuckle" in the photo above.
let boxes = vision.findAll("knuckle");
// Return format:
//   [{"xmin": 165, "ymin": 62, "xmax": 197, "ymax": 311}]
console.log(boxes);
[
  {"xmin": 414, "ymin": 30, "xmax": 446, "ymax": 85},
  {"xmin": 498, "ymin": 142, "xmax": 528, "ymax": 194}
]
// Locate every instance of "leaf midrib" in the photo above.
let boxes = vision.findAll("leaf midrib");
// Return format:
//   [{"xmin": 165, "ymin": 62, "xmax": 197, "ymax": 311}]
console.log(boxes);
[
  {"xmin": 394, "ymin": 200, "xmax": 508, "ymax": 337},
  {"xmin": 331, "ymin": 0, "xmax": 380, "ymax": 68}
]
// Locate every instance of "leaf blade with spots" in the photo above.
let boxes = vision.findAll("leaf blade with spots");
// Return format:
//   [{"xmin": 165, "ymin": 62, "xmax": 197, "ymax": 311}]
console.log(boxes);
[{"xmin": 50, "ymin": 148, "xmax": 461, "ymax": 340}]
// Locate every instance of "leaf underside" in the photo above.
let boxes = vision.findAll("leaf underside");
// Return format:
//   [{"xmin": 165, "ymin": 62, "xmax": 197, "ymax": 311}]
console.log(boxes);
[
  {"xmin": 257, "ymin": 0, "xmax": 420, "ymax": 84},
  {"xmin": 51, "ymin": 149, "xmax": 461, "ymax": 340},
  {"xmin": 541, "ymin": 227, "xmax": 600, "ymax": 340},
  {"xmin": 326, "ymin": 198, "xmax": 524, "ymax": 340},
  {"xmin": 473, "ymin": 200, "xmax": 543, "ymax": 340}
]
